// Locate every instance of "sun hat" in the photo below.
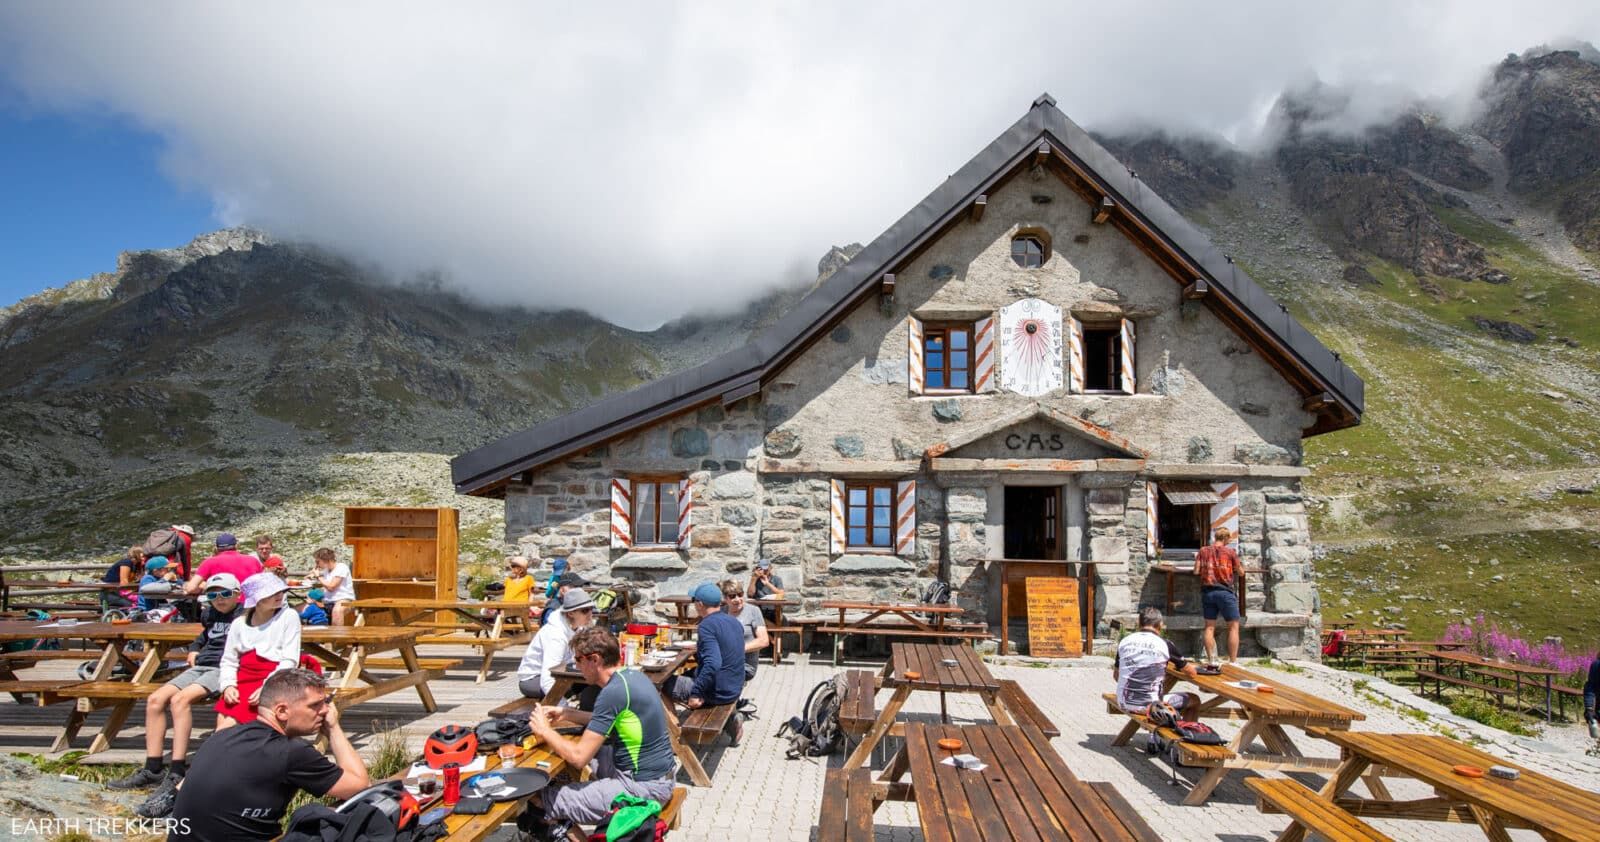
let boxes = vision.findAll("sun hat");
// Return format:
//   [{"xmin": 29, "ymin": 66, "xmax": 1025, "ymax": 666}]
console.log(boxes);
[
  {"xmin": 216, "ymin": 532, "xmax": 238, "ymax": 548},
  {"xmin": 203, "ymin": 572, "xmax": 240, "ymax": 592},
  {"xmin": 691, "ymin": 582, "xmax": 723, "ymax": 606},
  {"xmin": 172, "ymin": 524, "xmax": 194, "ymax": 536},
  {"xmin": 560, "ymin": 588, "xmax": 596, "ymax": 613},
  {"xmin": 507, "ymin": 556, "xmax": 530, "ymax": 569},
  {"xmin": 145, "ymin": 556, "xmax": 170, "ymax": 571},
  {"xmin": 241, "ymin": 571, "xmax": 289, "ymax": 608}
]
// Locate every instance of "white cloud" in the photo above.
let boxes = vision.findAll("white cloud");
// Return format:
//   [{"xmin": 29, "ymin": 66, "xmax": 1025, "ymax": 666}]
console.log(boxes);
[{"xmin": 1, "ymin": 2, "xmax": 1596, "ymax": 327}]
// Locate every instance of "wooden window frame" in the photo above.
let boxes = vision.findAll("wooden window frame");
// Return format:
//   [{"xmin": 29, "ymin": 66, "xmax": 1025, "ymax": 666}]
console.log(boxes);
[
  {"xmin": 1080, "ymin": 322, "xmax": 1122, "ymax": 393},
  {"xmin": 922, "ymin": 322, "xmax": 975, "ymax": 394},
  {"xmin": 1010, "ymin": 235, "xmax": 1046, "ymax": 268},
  {"xmin": 630, "ymin": 474, "xmax": 682, "ymax": 550},
  {"xmin": 844, "ymin": 481, "xmax": 897, "ymax": 553},
  {"xmin": 1155, "ymin": 495, "xmax": 1209, "ymax": 556}
]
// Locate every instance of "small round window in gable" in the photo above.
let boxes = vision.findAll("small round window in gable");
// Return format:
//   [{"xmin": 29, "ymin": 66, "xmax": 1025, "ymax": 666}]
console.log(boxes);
[{"xmin": 1010, "ymin": 234, "xmax": 1048, "ymax": 268}]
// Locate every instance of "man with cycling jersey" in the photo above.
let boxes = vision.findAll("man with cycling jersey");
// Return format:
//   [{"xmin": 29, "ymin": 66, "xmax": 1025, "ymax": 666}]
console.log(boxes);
[{"xmin": 1113, "ymin": 607, "xmax": 1200, "ymax": 720}]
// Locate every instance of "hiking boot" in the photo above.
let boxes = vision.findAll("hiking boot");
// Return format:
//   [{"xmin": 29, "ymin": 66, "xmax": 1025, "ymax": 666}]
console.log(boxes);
[
  {"xmin": 134, "ymin": 773, "xmax": 181, "ymax": 818},
  {"xmin": 107, "ymin": 766, "xmax": 165, "ymax": 790}
]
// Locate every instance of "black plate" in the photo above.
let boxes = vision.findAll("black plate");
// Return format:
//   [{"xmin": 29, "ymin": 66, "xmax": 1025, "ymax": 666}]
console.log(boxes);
[{"xmin": 464, "ymin": 767, "xmax": 550, "ymax": 801}]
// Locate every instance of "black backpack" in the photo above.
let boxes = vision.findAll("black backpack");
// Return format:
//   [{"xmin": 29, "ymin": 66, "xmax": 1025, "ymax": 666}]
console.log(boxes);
[
  {"xmin": 777, "ymin": 674, "xmax": 845, "ymax": 759},
  {"xmin": 281, "ymin": 802, "xmax": 445, "ymax": 842},
  {"xmin": 920, "ymin": 579, "xmax": 951, "ymax": 622}
]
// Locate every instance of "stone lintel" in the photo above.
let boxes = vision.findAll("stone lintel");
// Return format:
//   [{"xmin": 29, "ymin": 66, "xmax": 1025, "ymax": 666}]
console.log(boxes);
[
  {"xmin": 931, "ymin": 458, "xmax": 1096, "ymax": 473},
  {"xmin": 829, "ymin": 554, "xmax": 916, "ymax": 574},
  {"xmin": 758, "ymin": 458, "xmax": 919, "ymax": 475},
  {"xmin": 610, "ymin": 552, "xmax": 689, "ymax": 572},
  {"xmin": 1145, "ymin": 462, "xmax": 1310, "ymax": 478}
]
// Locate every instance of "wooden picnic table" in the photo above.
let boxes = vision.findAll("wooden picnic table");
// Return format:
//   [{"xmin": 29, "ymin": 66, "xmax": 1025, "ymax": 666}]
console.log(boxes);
[
  {"xmin": 818, "ymin": 600, "xmax": 984, "ymax": 666},
  {"xmin": 842, "ymin": 642, "xmax": 1018, "ymax": 769},
  {"xmin": 351, "ymin": 597, "xmax": 540, "ymax": 683},
  {"xmin": 1137, "ymin": 661, "xmax": 1365, "ymax": 805},
  {"xmin": 1304, "ymin": 728, "xmax": 1600, "ymax": 842},
  {"xmin": 867, "ymin": 722, "xmax": 1159, "ymax": 841},
  {"xmin": 1423, "ymin": 649, "xmax": 1562, "ymax": 721},
  {"xmin": 656, "ymin": 593, "xmax": 799, "ymax": 664},
  {"xmin": 434, "ymin": 731, "xmax": 573, "ymax": 841}
]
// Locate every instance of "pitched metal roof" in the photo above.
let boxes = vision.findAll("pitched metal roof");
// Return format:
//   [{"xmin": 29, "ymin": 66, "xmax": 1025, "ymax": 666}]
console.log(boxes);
[{"xmin": 453, "ymin": 95, "xmax": 1365, "ymax": 497}]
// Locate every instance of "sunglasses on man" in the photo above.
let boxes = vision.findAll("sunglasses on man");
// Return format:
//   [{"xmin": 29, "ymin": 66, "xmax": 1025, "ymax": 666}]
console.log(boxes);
[{"xmin": 203, "ymin": 588, "xmax": 239, "ymax": 600}]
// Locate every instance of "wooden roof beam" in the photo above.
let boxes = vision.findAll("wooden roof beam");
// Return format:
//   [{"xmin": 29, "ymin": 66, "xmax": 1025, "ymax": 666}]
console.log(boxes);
[
  {"xmin": 969, "ymin": 194, "xmax": 987, "ymax": 222},
  {"xmin": 1032, "ymin": 141, "xmax": 1051, "ymax": 170},
  {"xmin": 1092, "ymin": 196, "xmax": 1115, "ymax": 225},
  {"xmin": 1302, "ymin": 391, "xmax": 1334, "ymax": 412},
  {"xmin": 1182, "ymin": 278, "xmax": 1210, "ymax": 300}
]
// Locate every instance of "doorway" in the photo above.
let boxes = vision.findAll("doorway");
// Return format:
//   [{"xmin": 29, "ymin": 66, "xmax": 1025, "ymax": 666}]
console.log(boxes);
[{"xmin": 1004, "ymin": 485, "xmax": 1061, "ymax": 559}]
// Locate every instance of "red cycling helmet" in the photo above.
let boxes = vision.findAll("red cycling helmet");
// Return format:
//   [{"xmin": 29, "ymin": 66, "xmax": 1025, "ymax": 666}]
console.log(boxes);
[
  {"xmin": 424, "ymin": 724, "xmax": 478, "ymax": 769},
  {"xmin": 337, "ymin": 781, "xmax": 419, "ymax": 830}
]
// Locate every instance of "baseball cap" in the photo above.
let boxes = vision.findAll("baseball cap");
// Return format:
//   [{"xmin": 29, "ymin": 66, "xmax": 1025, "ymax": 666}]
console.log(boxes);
[
  {"xmin": 561, "ymin": 588, "xmax": 596, "ymax": 612},
  {"xmin": 204, "ymin": 572, "xmax": 241, "ymax": 592},
  {"xmin": 755, "ymin": 558, "xmax": 773, "ymax": 570},
  {"xmin": 216, "ymin": 532, "xmax": 238, "ymax": 548},
  {"xmin": 145, "ymin": 555, "xmax": 170, "ymax": 571},
  {"xmin": 307, "ymin": 587, "xmax": 326, "ymax": 602},
  {"xmin": 691, "ymin": 582, "xmax": 723, "ymax": 606},
  {"xmin": 263, "ymin": 556, "xmax": 286, "ymax": 569}
]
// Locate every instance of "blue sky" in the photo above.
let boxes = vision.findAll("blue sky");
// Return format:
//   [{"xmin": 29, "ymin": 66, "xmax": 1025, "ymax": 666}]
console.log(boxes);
[{"xmin": 0, "ymin": 108, "xmax": 215, "ymax": 308}]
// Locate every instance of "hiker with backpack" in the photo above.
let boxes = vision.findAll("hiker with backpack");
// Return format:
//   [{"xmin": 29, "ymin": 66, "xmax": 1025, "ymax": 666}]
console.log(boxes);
[
  {"xmin": 169, "ymin": 668, "xmax": 370, "ymax": 840},
  {"xmin": 519, "ymin": 626, "xmax": 675, "ymax": 839},
  {"xmin": 142, "ymin": 525, "xmax": 195, "ymax": 581},
  {"xmin": 1113, "ymin": 607, "xmax": 1200, "ymax": 720}
]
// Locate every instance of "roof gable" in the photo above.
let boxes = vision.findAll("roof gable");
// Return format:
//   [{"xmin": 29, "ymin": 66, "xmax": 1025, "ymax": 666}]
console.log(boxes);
[{"xmin": 453, "ymin": 95, "xmax": 1364, "ymax": 496}]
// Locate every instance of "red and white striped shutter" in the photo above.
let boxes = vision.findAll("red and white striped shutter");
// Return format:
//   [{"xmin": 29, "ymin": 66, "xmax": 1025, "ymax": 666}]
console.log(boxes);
[
  {"xmin": 907, "ymin": 317, "xmax": 924, "ymax": 395},
  {"xmin": 973, "ymin": 316, "xmax": 996, "ymax": 393},
  {"xmin": 676, "ymin": 477, "xmax": 694, "ymax": 550},
  {"xmin": 1210, "ymin": 482, "xmax": 1239, "ymax": 547},
  {"xmin": 1068, "ymin": 316, "xmax": 1085, "ymax": 393},
  {"xmin": 1118, "ymin": 318, "xmax": 1136, "ymax": 394},
  {"xmin": 895, "ymin": 479, "xmax": 917, "ymax": 555},
  {"xmin": 609, "ymin": 478, "xmax": 633, "ymax": 549},
  {"xmin": 829, "ymin": 480, "xmax": 846, "ymax": 555},
  {"xmin": 1145, "ymin": 482, "xmax": 1159, "ymax": 559}
]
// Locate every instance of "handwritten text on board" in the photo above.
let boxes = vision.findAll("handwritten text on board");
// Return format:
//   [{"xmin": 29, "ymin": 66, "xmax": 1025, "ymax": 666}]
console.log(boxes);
[{"xmin": 1025, "ymin": 576, "xmax": 1081, "ymax": 658}]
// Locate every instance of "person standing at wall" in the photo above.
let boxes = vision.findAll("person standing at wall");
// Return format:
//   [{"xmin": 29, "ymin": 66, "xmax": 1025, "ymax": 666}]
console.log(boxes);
[{"xmin": 1196, "ymin": 527, "xmax": 1242, "ymax": 664}]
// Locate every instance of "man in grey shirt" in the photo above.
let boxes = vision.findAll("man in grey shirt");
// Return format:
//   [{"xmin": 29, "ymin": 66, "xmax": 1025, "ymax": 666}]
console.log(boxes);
[{"xmin": 722, "ymin": 580, "xmax": 769, "ymax": 680}]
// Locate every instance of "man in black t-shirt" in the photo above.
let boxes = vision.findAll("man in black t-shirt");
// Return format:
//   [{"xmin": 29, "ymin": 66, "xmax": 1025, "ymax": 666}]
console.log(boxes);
[{"xmin": 168, "ymin": 668, "xmax": 369, "ymax": 840}]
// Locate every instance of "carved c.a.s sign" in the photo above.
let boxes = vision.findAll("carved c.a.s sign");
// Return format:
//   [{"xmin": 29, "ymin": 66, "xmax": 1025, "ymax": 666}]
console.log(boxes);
[{"xmin": 1004, "ymin": 432, "xmax": 1066, "ymax": 452}]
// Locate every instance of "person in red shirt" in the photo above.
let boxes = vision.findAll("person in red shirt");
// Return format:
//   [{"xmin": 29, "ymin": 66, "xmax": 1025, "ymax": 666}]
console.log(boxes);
[
  {"xmin": 1196, "ymin": 526, "xmax": 1241, "ymax": 664},
  {"xmin": 184, "ymin": 533, "xmax": 264, "ymax": 595}
]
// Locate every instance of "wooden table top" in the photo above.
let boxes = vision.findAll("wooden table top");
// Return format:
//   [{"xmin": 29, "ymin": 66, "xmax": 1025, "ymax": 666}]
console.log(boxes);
[
  {"xmin": 38, "ymin": 622, "xmax": 429, "ymax": 645},
  {"xmin": 0, "ymin": 620, "xmax": 132, "ymax": 641},
  {"xmin": 889, "ymin": 642, "xmax": 998, "ymax": 692},
  {"xmin": 439, "ymin": 735, "xmax": 575, "ymax": 841},
  {"xmin": 548, "ymin": 646, "xmax": 693, "ymax": 685},
  {"xmin": 1430, "ymin": 649, "xmax": 1561, "ymax": 677},
  {"xmin": 5, "ymin": 579, "xmax": 126, "ymax": 589},
  {"xmin": 656, "ymin": 594, "xmax": 796, "ymax": 606},
  {"xmin": 904, "ymin": 722, "xmax": 1146, "ymax": 841},
  {"xmin": 1310, "ymin": 729, "xmax": 1600, "ymax": 841},
  {"xmin": 1170, "ymin": 663, "xmax": 1364, "ymax": 723},
  {"xmin": 821, "ymin": 600, "xmax": 966, "ymax": 613}
]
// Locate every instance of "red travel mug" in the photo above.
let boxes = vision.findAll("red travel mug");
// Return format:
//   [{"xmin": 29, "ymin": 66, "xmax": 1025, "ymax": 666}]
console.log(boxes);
[{"xmin": 442, "ymin": 762, "xmax": 461, "ymax": 805}]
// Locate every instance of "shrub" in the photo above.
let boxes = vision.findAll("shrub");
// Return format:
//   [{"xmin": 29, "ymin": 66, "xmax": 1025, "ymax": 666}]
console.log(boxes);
[
  {"xmin": 1443, "ymin": 614, "xmax": 1595, "ymax": 688},
  {"xmin": 1448, "ymin": 696, "xmax": 1541, "ymax": 737}
]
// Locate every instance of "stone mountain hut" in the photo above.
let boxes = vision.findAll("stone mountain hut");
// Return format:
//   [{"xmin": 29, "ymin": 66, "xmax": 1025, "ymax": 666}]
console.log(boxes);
[{"xmin": 452, "ymin": 95, "xmax": 1364, "ymax": 659}]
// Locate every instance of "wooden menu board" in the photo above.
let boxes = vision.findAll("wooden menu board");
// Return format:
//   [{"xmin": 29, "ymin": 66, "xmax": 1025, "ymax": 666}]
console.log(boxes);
[{"xmin": 1024, "ymin": 576, "xmax": 1080, "ymax": 658}]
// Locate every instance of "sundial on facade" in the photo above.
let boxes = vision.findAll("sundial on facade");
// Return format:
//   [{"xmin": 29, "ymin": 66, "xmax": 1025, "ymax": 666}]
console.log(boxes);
[{"xmin": 999, "ymin": 298, "xmax": 1063, "ymax": 397}]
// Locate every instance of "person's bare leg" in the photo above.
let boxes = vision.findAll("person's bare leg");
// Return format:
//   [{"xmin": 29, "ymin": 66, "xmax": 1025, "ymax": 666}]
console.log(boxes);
[
  {"xmin": 1227, "ymin": 620, "xmax": 1240, "ymax": 663},
  {"xmin": 1202, "ymin": 618, "xmax": 1218, "ymax": 663},
  {"xmin": 214, "ymin": 713, "xmax": 238, "ymax": 731},
  {"xmin": 143, "ymin": 684, "xmax": 177, "ymax": 760},
  {"xmin": 168, "ymin": 685, "xmax": 210, "ymax": 763}
]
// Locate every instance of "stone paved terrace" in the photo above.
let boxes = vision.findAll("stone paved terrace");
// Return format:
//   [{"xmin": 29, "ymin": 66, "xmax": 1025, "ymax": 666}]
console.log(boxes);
[{"xmin": 5, "ymin": 645, "xmax": 1599, "ymax": 841}]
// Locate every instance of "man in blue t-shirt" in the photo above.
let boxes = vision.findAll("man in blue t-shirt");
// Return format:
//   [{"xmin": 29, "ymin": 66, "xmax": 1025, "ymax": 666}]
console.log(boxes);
[
  {"xmin": 666, "ymin": 583, "xmax": 746, "ymax": 744},
  {"xmin": 525, "ymin": 627, "xmax": 675, "ymax": 832}
]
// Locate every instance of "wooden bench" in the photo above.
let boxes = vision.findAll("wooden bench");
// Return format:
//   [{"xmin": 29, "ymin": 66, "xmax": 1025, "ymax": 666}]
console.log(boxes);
[
  {"xmin": 678, "ymin": 702, "xmax": 737, "ymax": 745},
  {"xmin": 658, "ymin": 785, "xmax": 687, "ymax": 831},
  {"xmin": 997, "ymin": 679, "xmax": 1059, "ymax": 738},
  {"xmin": 818, "ymin": 768, "xmax": 877, "ymax": 842},
  {"xmin": 1, "ymin": 649, "xmax": 98, "ymax": 665},
  {"xmin": 1103, "ymin": 693, "xmax": 1236, "ymax": 772},
  {"xmin": 0, "ymin": 679, "xmax": 79, "ymax": 704},
  {"xmin": 360, "ymin": 657, "xmax": 465, "ymax": 672},
  {"xmin": 489, "ymin": 696, "xmax": 537, "ymax": 718},
  {"xmin": 46, "ymin": 680, "xmax": 165, "ymax": 704},
  {"xmin": 1415, "ymin": 669, "xmax": 1515, "ymax": 705},
  {"xmin": 838, "ymin": 670, "xmax": 878, "ymax": 737},
  {"xmin": 1245, "ymin": 777, "xmax": 1394, "ymax": 841}
]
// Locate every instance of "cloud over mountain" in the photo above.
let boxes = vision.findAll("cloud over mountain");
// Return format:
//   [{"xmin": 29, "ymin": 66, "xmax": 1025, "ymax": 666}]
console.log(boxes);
[{"xmin": 1, "ymin": 2, "xmax": 1596, "ymax": 327}]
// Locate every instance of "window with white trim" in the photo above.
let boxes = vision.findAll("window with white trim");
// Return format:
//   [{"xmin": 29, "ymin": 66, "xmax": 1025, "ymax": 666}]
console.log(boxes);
[
  {"xmin": 1070, "ymin": 317, "xmax": 1135, "ymax": 394},
  {"xmin": 631, "ymin": 477, "xmax": 680, "ymax": 546},
  {"xmin": 846, "ymin": 482, "xmax": 896, "ymax": 549}
]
